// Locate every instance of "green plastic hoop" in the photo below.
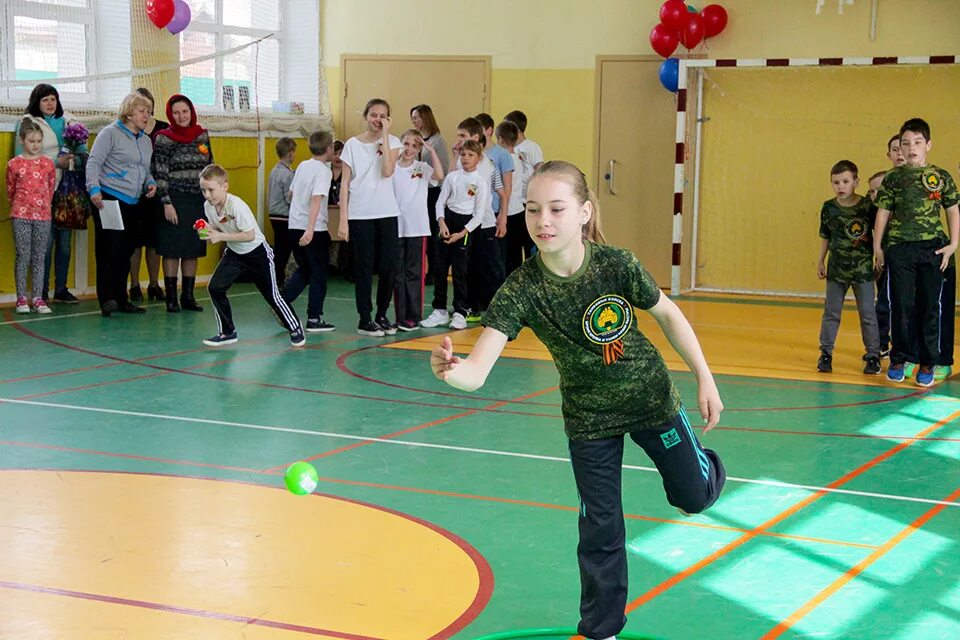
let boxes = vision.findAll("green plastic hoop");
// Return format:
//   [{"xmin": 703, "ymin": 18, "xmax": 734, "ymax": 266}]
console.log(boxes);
[{"xmin": 470, "ymin": 628, "xmax": 659, "ymax": 640}]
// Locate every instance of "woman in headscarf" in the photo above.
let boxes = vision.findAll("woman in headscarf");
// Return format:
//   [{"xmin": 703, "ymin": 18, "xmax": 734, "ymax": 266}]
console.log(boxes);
[{"xmin": 153, "ymin": 94, "xmax": 214, "ymax": 313}]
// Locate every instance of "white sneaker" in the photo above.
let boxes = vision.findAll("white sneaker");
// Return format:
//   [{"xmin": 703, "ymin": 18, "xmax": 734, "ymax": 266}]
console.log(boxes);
[
  {"xmin": 420, "ymin": 308, "xmax": 450, "ymax": 328},
  {"xmin": 449, "ymin": 312, "xmax": 467, "ymax": 330}
]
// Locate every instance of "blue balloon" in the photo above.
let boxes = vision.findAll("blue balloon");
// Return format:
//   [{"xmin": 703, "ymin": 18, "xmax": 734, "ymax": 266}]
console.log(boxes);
[{"xmin": 659, "ymin": 58, "xmax": 680, "ymax": 93}]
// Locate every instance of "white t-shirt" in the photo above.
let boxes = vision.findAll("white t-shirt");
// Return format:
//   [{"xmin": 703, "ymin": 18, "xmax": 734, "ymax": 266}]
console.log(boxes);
[
  {"xmin": 288, "ymin": 159, "xmax": 332, "ymax": 232},
  {"xmin": 508, "ymin": 150, "xmax": 534, "ymax": 216},
  {"xmin": 455, "ymin": 154, "xmax": 503, "ymax": 227},
  {"xmin": 436, "ymin": 169, "xmax": 491, "ymax": 233},
  {"xmin": 340, "ymin": 134, "xmax": 402, "ymax": 220},
  {"xmin": 204, "ymin": 193, "xmax": 266, "ymax": 255},
  {"xmin": 392, "ymin": 160, "xmax": 434, "ymax": 238},
  {"xmin": 516, "ymin": 139, "xmax": 544, "ymax": 171}
]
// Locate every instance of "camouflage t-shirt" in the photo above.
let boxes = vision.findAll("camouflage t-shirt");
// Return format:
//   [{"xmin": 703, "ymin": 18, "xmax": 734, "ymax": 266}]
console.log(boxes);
[
  {"xmin": 819, "ymin": 196, "xmax": 876, "ymax": 284},
  {"xmin": 875, "ymin": 164, "xmax": 960, "ymax": 246},
  {"xmin": 482, "ymin": 242, "xmax": 681, "ymax": 441}
]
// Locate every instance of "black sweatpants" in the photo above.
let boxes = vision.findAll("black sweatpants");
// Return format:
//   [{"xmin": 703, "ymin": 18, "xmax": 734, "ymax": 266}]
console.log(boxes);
[
  {"xmin": 269, "ymin": 217, "xmax": 293, "ymax": 288},
  {"xmin": 284, "ymin": 229, "xmax": 330, "ymax": 320},
  {"xmin": 431, "ymin": 210, "xmax": 471, "ymax": 316},
  {"xmin": 349, "ymin": 216, "xmax": 398, "ymax": 324},
  {"xmin": 875, "ymin": 266, "xmax": 890, "ymax": 352},
  {"xmin": 93, "ymin": 195, "xmax": 146, "ymax": 308},
  {"xmin": 504, "ymin": 212, "xmax": 535, "ymax": 276},
  {"xmin": 208, "ymin": 243, "xmax": 301, "ymax": 335},
  {"xmin": 467, "ymin": 226, "xmax": 505, "ymax": 314},
  {"xmin": 887, "ymin": 240, "xmax": 945, "ymax": 367},
  {"xmin": 425, "ymin": 185, "xmax": 442, "ymax": 279},
  {"xmin": 568, "ymin": 408, "xmax": 725, "ymax": 640},
  {"xmin": 395, "ymin": 236, "xmax": 427, "ymax": 324},
  {"xmin": 938, "ymin": 262, "xmax": 956, "ymax": 367}
]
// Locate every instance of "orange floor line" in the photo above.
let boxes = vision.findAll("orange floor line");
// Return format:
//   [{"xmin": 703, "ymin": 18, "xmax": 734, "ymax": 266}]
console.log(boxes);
[
  {"xmin": 761, "ymin": 485, "xmax": 960, "ymax": 639},
  {"xmin": 618, "ymin": 408, "xmax": 960, "ymax": 616}
]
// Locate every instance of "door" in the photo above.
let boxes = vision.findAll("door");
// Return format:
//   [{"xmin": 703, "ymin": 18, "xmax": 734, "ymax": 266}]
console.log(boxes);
[
  {"xmin": 596, "ymin": 58, "xmax": 677, "ymax": 285},
  {"xmin": 341, "ymin": 56, "xmax": 490, "ymax": 143}
]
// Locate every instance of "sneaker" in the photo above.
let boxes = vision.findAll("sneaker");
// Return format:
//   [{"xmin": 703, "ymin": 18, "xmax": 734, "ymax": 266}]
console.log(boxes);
[
  {"xmin": 32, "ymin": 298, "xmax": 52, "ymax": 315},
  {"xmin": 817, "ymin": 351, "xmax": 832, "ymax": 373},
  {"xmin": 887, "ymin": 363, "xmax": 905, "ymax": 382},
  {"xmin": 375, "ymin": 316, "xmax": 398, "ymax": 335},
  {"xmin": 904, "ymin": 362, "xmax": 918, "ymax": 379},
  {"xmin": 397, "ymin": 319, "xmax": 419, "ymax": 332},
  {"xmin": 879, "ymin": 346, "xmax": 890, "ymax": 359},
  {"xmin": 465, "ymin": 313, "xmax": 482, "ymax": 323},
  {"xmin": 449, "ymin": 312, "xmax": 468, "ymax": 330},
  {"xmin": 916, "ymin": 366, "xmax": 935, "ymax": 387},
  {"xmin": 863, "ymin": 355, "xmax": 881, "ymax": 375},
  {"xmin": 290, "ymin": 327, "xmax": 306, "ymax": 347},
  {"xmin": 420, "ymin": 308, "xmax": 450, "ymax": 328},
  {"xmin": 15, "ymin": 296, "xmax": 30, "ymax": 314},
  {"xmin": 933, "ymin": 365, "xmax": 953, "ymax": 382},
  {"xmin": 357, "ymin": 321, "xmax": 385, "ymax": 337},
  {"xmin": 53, "ymin": 289, "xmax": 79, "ymax": 304},
  {"xmin": 203, "ymin": 331, "xmax": 238, "ymax": 347},
  {"xmin": 100, "ymin": 299, "xmax": 118, "ymax": 317},
  {"xmin": 305, "ymin": 318, "xmax": 336, "ymax": 333},
  {"xmin": 129, "ymin": 285, "xmax": 143, "ymax": 302}
]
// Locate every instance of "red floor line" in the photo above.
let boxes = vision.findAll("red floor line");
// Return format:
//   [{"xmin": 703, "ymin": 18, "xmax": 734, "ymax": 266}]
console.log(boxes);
[
  {"xmin": 615, "ymin": 408, "xmax": 960, "ymax": 620},
  {"xmin": 15, "ymin": 372, "xmax": 169, "ymax": 400},
  {"xmin": 335, "ymin": 345, "xmax": 561, "ymax": 406},
  {"xmin": 716, "ymin": 425, "xmax": 960, "ymax": 443},
  {"xmin": 0, "ymin": 440, "xmax": 878, "ymax": 551},
  {"xmin": 761, "ymin": 485, "xmax": 960, "ymax": 639},
  {"xmin": 0, "ymin": 581, "xmax": 383, "ymax": 639},
  {"xmin": 266, "ymin": 384, "xmax": 562, "ymax": 472}
]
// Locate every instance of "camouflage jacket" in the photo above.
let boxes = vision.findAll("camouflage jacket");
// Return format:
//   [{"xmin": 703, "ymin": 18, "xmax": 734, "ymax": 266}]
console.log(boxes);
[
  {"xmin": 819, "ymin": 196, "xmax": 876, "ymax": 284},
  {"xmin": 876, "ymin": 165, "xmax": 960, "ymax": 246}
]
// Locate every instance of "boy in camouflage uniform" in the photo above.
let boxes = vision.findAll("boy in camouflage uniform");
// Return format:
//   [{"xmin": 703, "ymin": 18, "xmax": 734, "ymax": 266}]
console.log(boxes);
[
  {"xmin": 874, "ymin": 118, "xmax": 960, "ymax": 387},
  {"xmin": 817, "ymin": 160, "xmax": 881, "ymax": 375}
]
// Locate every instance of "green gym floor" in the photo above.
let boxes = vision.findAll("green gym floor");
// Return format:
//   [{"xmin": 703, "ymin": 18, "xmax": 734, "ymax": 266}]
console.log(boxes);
[{"xmin": 0, "ymin": 278, "xmax": 957, "ymax": 640}]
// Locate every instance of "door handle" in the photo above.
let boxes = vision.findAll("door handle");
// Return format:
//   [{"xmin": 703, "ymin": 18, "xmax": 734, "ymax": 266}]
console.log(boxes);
[{"xmin": 604, "ymin": 159, "xmax": 617, "ymax": 195}]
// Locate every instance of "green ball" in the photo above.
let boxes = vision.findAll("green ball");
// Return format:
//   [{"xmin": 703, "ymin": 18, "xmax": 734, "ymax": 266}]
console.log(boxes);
[{"xmin": 284, "ymin": 461, "xmax": 319, "ymax": 496}]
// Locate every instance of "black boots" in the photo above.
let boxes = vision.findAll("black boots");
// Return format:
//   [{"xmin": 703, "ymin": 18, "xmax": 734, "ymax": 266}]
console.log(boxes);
[
  {"xmin": 180, "ymin": 276, "xmax": 203, "ymax": 312},
  {"xmin": 165, "ymin": 276, "xmax": 180, "ymax": 313}
]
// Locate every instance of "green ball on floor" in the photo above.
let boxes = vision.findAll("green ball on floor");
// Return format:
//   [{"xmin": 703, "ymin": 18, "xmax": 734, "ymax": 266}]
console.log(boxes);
[{"xmin": 284, "ymin": 461, "xmax": 319, "ymax": 496}]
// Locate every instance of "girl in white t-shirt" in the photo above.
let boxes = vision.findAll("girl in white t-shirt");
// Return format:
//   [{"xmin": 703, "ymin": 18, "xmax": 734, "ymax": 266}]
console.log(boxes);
[
  {"xmin": 392, "ymin": 129, "xmax": 445, "ymax": 331},
  {"xmin": 339, "ymin": 98, "xmax": 402, "ymax": 337}
]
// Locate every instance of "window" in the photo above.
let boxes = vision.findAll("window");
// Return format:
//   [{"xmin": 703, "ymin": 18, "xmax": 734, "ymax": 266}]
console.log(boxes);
[{"xmin": 180, "ymin": 0, "xmax": 283, "ymax": 112}]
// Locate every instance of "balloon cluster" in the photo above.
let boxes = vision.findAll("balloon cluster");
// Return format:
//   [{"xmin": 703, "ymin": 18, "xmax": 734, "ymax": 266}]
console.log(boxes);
[
  {"xmin": 145, "ymin": 0, "xmax": 192, "ymax": 35},
  {"xmin": 651, "ymin": 1, "xmax": 728, "ymax": 92}
]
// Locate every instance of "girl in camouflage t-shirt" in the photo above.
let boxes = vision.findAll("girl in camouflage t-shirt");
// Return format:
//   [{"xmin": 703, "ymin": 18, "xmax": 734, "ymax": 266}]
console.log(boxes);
[{"xmin": 430, "ymin": 161, "xmax": 726, "ymax": 640}]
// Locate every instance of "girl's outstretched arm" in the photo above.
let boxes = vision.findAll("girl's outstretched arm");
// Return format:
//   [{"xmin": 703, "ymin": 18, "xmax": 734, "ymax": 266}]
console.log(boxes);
[
  {"xmin": 431, "ymin": 328, "xmax": 509, "ymax": 392},
  {"xmin": 647, "ymin": 294, "xmax": 723, "ymax": 432}
]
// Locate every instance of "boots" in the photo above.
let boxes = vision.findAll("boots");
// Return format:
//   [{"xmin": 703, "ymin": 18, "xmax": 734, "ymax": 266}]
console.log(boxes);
[
  {"xmin": 165, "ymin": 276, "xmax": 180, "ymax": 313},
  {"xmin": 180, "ymin": 276, "xmax": 203, "ymax": 312}
]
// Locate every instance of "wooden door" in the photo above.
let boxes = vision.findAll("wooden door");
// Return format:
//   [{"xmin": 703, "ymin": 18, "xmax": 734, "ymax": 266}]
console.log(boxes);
[
  {"xmin": 595, "ymin": 58, "xmax": 677, "ymax": 286},
  {"xmin": 341, "ymin": 56, "xmax": 490, "ymax": 144}
]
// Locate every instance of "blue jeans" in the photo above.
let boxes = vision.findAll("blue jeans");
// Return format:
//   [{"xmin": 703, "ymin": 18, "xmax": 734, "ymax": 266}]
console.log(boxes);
[{"xmin": 43, "ymin": 223, "xmax": 73, "ymax": 295}]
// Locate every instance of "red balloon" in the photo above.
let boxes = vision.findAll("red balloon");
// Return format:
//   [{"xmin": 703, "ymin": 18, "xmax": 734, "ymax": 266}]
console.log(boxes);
[
  {"xmin": 659, "ymin": 0, "xmax": 688, "ymax": 31},
  {"xmin": 701, "ymin": 4, "xmax": 729, "ymax": 38},
  {"xmin": 678, "ymin": 12, "xmax": 705, "ymax": 49},
  {"xmin": 145, "ymin": 0, "xmax": 175, "ymax": 29},
  {"xmin": 649, "ymin": 23, "xmax": 679, "ymax": 58}
]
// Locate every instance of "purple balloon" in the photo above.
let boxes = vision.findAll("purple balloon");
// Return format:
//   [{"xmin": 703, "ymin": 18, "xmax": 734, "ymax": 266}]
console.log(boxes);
[{"xmin": 167, "ymin": 0, "xmax": 191, "ymax": 35}]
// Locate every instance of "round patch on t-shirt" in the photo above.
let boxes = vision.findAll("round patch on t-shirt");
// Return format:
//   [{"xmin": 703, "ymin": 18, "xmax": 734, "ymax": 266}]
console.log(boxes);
[
  {"xmin": 921, "ymin": 168, "xmax": 945, "ymax": 194},
  {"xmin": 582, "ymin": 295, "xmax": 633, "ymax": 345}
]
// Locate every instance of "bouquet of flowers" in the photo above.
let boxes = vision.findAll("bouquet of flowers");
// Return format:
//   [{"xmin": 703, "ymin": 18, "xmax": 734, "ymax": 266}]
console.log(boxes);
[
  {"xmin": 53, "ymin": 121, "xmax": 93, "ymax": 229},
  {"xmin": 61, "ymin": 122, "xmax": 89, "ymax": 171}
]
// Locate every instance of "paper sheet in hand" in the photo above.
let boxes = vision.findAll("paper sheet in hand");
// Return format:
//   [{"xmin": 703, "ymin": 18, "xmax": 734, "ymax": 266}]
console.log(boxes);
[{"xmin": 100, "ymin": 200, "xmax": 124, "ymax": 230}]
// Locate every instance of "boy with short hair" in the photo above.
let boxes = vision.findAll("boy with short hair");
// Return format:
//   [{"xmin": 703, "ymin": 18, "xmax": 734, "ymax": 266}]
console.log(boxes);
[
  {"xmin": 496, "ymin": 119, "xmax": 535, "ymax": 274},
  {"xmin": 874, "ymin": 118, "xmax": 960, "ymax": 386},
  {"xmin": 817, "ymin": 160, "xmax": 881, "ymax": 375},
  {"xmin": 268, "ymin": 137, "xmax": 297, "ymax": 288},
  {"xmin": 283, "ymin": 130, "xmax": 336, "ymax": 333},
  {"xmin": 199, "ymin": 164, "xmax": 305, "ymax": 347},
  {"xmin": 887, "ymin": 134, "xmax": 905, "ymax": 168},
  {"xmin": 504, "ymin": 109, "xmax": 544, "ymax": 173},
  {"xmin": 475, "ymin": 112, "xmax": 513, "ymax": 238}
]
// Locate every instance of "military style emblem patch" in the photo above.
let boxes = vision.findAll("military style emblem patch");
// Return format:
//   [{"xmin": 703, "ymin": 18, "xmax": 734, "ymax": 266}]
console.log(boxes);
[
  {"xmin": 922, "ymin": 168, "xmax": 944, "ymax": 200},
  {"xmin": 583, "ymin": 295, "xmax": 633, "ymax": 365},
  {"xmin": 844, "ymin": 218, "xmax": 868, "ymax": 246}
]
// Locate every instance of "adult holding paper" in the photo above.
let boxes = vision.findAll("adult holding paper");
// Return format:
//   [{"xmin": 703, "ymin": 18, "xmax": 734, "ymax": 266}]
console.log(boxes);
[{"xmin": 86, "ymin": 92, "xmax": 158, "ymax": 316}]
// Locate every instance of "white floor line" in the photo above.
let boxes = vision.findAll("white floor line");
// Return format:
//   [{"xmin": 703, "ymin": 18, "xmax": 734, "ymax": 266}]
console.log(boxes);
[
  {"xmin": 0, "ymin": 293, "xmax": 357, "ymax": 326},
  {"xmin": 2, "ymin": 397, "xmax": 957, "ymax": 509}
]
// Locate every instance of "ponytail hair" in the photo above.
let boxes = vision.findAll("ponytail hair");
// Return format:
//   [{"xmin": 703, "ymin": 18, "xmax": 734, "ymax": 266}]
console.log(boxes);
[
  {"xmin": 530, "ymin": 160, "xmax": 605, "ymax": 244},
  {"xmin": 17, "ymin": 117, "xmax": 43, "ymax": 141}
]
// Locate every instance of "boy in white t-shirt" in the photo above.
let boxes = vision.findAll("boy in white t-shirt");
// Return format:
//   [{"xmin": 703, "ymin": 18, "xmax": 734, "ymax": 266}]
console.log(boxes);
[
  {"xmin": 283, "ymin": 130, "xmax": 336, "ymax": 333},
  {"xmin": 504, "ymin": 109, "xmax": 544, "ymax": 172},
  {"xmin": 393, "ymin": 129, "xmax": 445, "ymax": 331},
  {"xmin": 496, "ymin": 119, "xmax": 536, "ymax": 275},
  {"xmin": 422, "ymin": 140, "xmax": 490, "ymax": 330},
  {"xmin": 198, "ymin": 164, "xmax": 304, "ymax": 348}
]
